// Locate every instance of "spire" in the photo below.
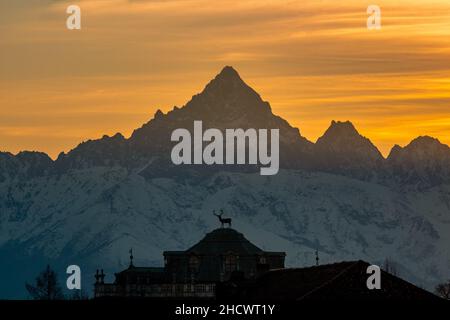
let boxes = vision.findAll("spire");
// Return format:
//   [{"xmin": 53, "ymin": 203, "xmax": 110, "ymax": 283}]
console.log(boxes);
[
  {"xmin": 95, "ymin": 269, "xmax": 100, "ymax": 284},
  {"xmin": 129, "ymin": 248, "xmax": 134, "ymax": 268},
  {"xmin": 315, "ymin": 249, "xmax": 319, "ymax": 266},
  {"xmin": 100, "ymin": 269, "xmax": 105, "ymax": 284}
]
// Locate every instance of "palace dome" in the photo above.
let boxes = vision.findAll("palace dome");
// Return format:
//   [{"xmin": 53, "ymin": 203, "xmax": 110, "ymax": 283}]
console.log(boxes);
[{"xmin": 186, "ymin": 228, "xmax": 264, "ymax": 255}]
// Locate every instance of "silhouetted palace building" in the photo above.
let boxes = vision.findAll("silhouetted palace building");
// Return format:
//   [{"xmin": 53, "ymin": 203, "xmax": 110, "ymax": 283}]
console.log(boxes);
[
  {"xmin": 94, "ymin": 221, "xmax": 440, "ymax": 301},
  {"xmin": 94, "ymin": 227, "xmax": 285, "ymax": 299}
]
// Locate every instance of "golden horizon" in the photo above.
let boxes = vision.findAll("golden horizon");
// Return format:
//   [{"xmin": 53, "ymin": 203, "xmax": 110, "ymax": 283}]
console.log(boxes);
[
  {"xmin": 1, "ymin": 66, "xmax": 447, "ymax": 160},
  {"xmin": 2, "ymin": 0, "xmax": 450, "ymax": 158}
]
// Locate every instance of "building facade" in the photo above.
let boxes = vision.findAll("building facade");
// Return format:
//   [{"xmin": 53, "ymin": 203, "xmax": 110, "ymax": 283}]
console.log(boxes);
[{"xmin": 94, "ymin": 227, "xmax": 285, "ymax": 299}]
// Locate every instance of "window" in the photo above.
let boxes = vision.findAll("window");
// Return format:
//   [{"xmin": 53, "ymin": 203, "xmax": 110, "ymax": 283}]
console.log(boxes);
[
  {"xmin": 196, "ymin": 284, "xmax": 206, "ymax": 293},
  {"xmin": 259, "ymin": 256, "xmax": 267, "ymax": 264},
  {"xmin": 189, "ymin": 255, "xmax": 200, "ymax": 272},
  {"xmin": 224, "ymin": 254, "xmax": 237, "ymax": 272}
]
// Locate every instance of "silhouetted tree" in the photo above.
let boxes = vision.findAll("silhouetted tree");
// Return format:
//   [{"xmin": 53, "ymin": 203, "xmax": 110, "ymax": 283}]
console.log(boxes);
[
  {"xmin": 435, "ymin": 280, "xmax": 450, "ymax": 300},
  {"xmin": 25, "ymin": 265, "xmax": 64, "ymax": 300}
]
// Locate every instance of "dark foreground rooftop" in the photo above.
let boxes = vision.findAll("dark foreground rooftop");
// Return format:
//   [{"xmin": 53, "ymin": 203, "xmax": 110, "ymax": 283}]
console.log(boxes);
[{"xmin": 218, "ymin": 260, "xmax": 440, "ymax": 301}]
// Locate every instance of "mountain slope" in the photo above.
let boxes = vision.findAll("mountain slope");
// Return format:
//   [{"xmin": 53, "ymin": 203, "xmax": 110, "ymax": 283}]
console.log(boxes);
[
  {"xmin": 0, "ymin": 151, "xmax": 52, "ymax": 183},
  {"xmin": 54, "ymin": 66, "xmax": 314, "ymax": 174},
  {"xmin": 18, "ymin": 66, "xmax": 450, "ymax": 186},
  {"xmin": 0, "ymin": 168, "xmax": 448, "ymax": 298},
  {"xmin": 314, "ymin": 121, "xmax": 384, "ymax": 179},
  {"xmin": 1, "ymin": 66, "xmax": 450, "ymax": 298},
  {"xmin": 387, "ymin": 136, "xmax": 450, "ymax": 188}
]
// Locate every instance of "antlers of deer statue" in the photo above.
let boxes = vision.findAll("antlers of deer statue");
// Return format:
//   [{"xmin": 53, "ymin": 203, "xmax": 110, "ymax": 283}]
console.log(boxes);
[{"xmin": 213, "ymin": 209, "xmax": 232, "ymax": 228}]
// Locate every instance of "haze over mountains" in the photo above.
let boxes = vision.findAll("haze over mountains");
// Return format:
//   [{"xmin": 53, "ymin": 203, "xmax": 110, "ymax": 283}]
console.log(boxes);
[{"xmin": 0, "ymin": 67, "xmax": 449, "ymax": 298}]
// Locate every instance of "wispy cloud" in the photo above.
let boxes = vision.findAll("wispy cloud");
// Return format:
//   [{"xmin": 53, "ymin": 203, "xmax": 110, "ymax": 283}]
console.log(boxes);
[{"xmin": 1, "ymin": 0, "xmax": 450, "ymax": 157}]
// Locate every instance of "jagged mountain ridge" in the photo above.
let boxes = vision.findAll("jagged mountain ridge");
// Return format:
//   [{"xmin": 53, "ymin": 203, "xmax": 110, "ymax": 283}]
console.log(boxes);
[
  {"xmin": 0, "ymin": 151, "xmax": 52, "ymax": 183},
  {"xmin": 1, "ymin": 66, "xmax": 450, "ymax": 298},
  {"xmin": 387, "ymin": 136, "xmax": 450, "ymax": 187},
  {"xmin": 2, "ymin": 66, "xmax": 450, "ymax": 187},
  {"xmin": 314, "ymin": 120, "xmax": 384, "ymax": 180},
  {"xmin": 55, "ymin": 66, "xmax": 314, "ymax": 173}
]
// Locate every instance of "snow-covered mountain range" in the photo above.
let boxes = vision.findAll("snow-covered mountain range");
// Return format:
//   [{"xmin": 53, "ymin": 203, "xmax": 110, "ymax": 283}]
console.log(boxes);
[{"xmin": 0, "ymin": 66, "xmax": 449, "ymax": 298}]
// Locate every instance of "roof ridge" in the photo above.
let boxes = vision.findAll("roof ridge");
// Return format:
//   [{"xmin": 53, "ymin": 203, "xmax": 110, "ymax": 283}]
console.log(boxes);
[
  {"xmin": 295, "ymin": 261, "xmax": 362, "ymax": 301},
  {"xmin": 185, "ymin": 228, "xmax": 265, "ymax": 254}
]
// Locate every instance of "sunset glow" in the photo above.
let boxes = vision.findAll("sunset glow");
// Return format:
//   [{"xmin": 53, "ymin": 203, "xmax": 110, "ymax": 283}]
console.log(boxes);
[{"xmin": 1, "ymin": 0, "xmax": 450, "ymax": 158}]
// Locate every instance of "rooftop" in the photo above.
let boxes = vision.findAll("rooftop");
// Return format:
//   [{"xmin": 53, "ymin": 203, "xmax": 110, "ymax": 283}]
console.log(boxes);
[
  {"xmin": 187, "ymin": 228, "xmax": 264, "ymax": 255},
  {"xmin": 225, "ymin": 260, "xmax": 439, "ymax": 301}
]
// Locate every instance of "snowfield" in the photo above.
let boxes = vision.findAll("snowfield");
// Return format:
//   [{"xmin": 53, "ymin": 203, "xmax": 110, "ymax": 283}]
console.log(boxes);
[
  {"xmin": 1, "ymin": 66, "xmax": 449, "ymax": 298},
  {"xmin": 1, "ymin": 167, "xmax": 449, "ymax": 297}
]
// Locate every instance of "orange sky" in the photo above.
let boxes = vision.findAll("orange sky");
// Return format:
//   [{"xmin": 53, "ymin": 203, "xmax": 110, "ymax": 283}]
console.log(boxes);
[{"xmin": 1, "ymin": 0, "xmax": 450, "ymax": 158}]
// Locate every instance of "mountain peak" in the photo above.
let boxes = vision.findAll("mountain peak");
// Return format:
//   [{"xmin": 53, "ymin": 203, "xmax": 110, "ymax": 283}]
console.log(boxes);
[
  {"xmin": 408, "ymin": 136, "xmax": 443, "ymax": 149},
  {"xmin": 388, "ymin": 135, "xmax": 449, "ymax": 161},
  {"xmin": 202, "ymin": 65, "xmax": 248, "ymax": 95},
  {"xmin": 171, "ymin": 65, "xmax": 271, "ymax": 120},
  {"xmin": 315, "ymin": 120, "xmax": 383, "ymax": 173},
  {"xmin": 154, "ymin": 109, "xmax": 164, "ymax": 120},
  {"xmin": 217, "ymin": 66, "xmax": 241, "ymax": 80},
  {"xmin": 316, "ymin": 120, "xmax": 361, "ymax": 145},
  {"xmin": 127, "ymin": 66, "xmax": 311, "ymax": 169},
  {"xmin": 326, "ymin": 120, "xmax": 359, "ymax": 137},
  {"xmin": 386, "ymin": 135, "xmax": 450, "ymax": 187}
]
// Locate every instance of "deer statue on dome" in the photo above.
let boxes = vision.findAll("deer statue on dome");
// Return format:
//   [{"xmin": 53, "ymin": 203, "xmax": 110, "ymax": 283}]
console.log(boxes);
[{"xmin": 213, "ymin": 209, "xmax": 232, "ymax": 228}]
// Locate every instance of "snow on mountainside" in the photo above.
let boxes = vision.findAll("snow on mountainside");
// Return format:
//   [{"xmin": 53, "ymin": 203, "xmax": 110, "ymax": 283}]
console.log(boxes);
[
  {"xmin": 387, "ymin": 136, "xmax": 450, "ymax": 188},
  {"xmin": 0, "ymin": 151, "xmax": 53, "ymax": 187},
  {"xmin": 1, "ymin": 66, "xmax": 450, "ymax": 298},
  {"xmin": 0, "ymin": 168, "xmax": 448, "ymax": 298}
]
